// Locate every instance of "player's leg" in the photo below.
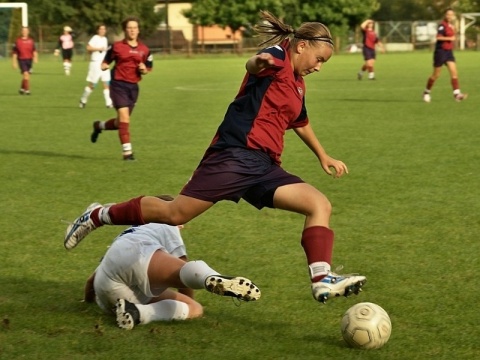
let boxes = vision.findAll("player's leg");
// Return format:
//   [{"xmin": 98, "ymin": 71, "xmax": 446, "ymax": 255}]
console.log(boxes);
[
  {"xmin": 366, "ymin": 58, "xmax": 375, "ymax": 79},
  {"xmin": 64, "ymin": 195, "xmax": 214, "ymax": 249},
  {"xmin": 80, "ymin": 82, "xmax": 95, "ymax": 108},
  {"xmin": 446, "ymin": 61, "xmax": 467, "ymax": 101},
  {"xmin": 100, "ymin": 69, "xmax": 113, "ymax": 108},
  {"xmin": 273, "ymin": 182, "xmax": 366, "ymax": 303},
  {"xmin": 116, "ymin": 106, "xmax": 134, "ymax": 160}
]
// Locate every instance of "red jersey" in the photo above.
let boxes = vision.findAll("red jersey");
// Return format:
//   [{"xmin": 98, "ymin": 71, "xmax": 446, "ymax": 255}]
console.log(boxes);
[
  {"xmin": 362, "ymin": 29, "xmax": 378, "ymax": 49},
  {"xmin": 13, "ymin": 37, "xmax": 36, "ymax": 60},
  {"xmin": 208, "ymin": 40, "xmax": 308, "ymax": 165},
  {"xmin": 436, "ymin": 20, "xmax": 455, "ymax": 50},
  {"xmin": 103, "ymin": 39, "xmax": 152, "ymax": 84}
]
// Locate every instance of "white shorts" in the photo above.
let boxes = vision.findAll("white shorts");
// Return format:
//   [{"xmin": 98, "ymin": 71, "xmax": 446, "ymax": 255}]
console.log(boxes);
[
  {"xmin": 86, "ymin": 61, "xmax": 111, "ymax": 84},
  {"xmin": 93, "ymin": 236, "xmax": 166, "ymax": 314}
]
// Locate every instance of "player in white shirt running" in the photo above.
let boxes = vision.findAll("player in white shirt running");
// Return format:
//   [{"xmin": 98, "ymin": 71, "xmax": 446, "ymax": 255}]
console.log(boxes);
[
  {"xmin": 83, "ymin": 196, "xmax": 260, "ymax": 330},
  {"xmin": 79, "ymin": 24, "xmax": 113, "ymax": 108}
]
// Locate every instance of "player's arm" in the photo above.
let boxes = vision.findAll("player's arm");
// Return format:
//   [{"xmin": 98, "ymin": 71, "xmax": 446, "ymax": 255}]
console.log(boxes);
[
  {"xmin": 360, "ymin": 19, "xmax": 372, "ymax": 30},
  {"xmin": 246, "ymin": 52, "xmax": 276, "ymax": 74},
  {"xmin": 11, "ymin": 46, "xmax": 18, "ymax": 69},
  {"xmin": 294, "ymin": 123, "xmax": 348, "ymax": 178},
  {"xmin": 138, "ymin": 51, "xmax": 153, "ymax": 75},
  {"xmin": 101, "ymin": 45, "xmax": 113, "ymax": 70},
  {"xmin": 84, "ymin": 272, "xmax": 96, "ymax": 303}
]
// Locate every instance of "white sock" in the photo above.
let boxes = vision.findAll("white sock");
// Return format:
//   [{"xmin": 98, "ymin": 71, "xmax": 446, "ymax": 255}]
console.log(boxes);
[
  {"xmin": 122, "ymin": 143, "xmax": 132, "ymax": 155},
  {"xmin": 103, "ymin": 89, "xmax": 112, "ymax": 106},
  {"xmin": 309, "ymin": 261, "xmax": 330, "ymax": 280},
  {"xmin": 136, "ymin": 300, "xmax": 189, "ymax": 324},
  {"xmin": 81, "ymin": 86, "xmax": 93, "ymax": 103},
  {"xmin": 453, "ymin": 89, "xmax": 461, "ymax": 95},
  {"xmin": 368, "ymin": 72, "xmax": 375, "ymax": 79},
  {"xmin": 99, "ymin": 205, "xmax": 112, "ymax": 225},
  {"xmin": 179, "ymin": 260, "xmax": 219, "ymax": 289}
]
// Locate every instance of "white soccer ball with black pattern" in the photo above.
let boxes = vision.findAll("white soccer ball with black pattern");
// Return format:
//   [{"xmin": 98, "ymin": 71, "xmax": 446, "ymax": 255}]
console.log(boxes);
[{"xmin": 340, "ymin": 302, "xmax": 392, "ymax": 349}]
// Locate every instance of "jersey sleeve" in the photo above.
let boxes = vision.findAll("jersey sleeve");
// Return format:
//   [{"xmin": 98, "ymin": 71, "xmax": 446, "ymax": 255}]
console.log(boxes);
[
  {"xmin": 102, "ymin": 44, "xmax": 114, "ymax": 64},
  {"xmin": 254, "ymin": 44, "xmax": 286, "ymax": 77},
  {"xmin": 288, "ymin": 96, "xmax": 309, "ymax": 129}
]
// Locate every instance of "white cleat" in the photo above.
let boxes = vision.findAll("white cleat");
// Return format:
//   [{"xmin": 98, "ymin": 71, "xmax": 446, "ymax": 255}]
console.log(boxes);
[
  {"xmin": 64, "ymin": 203, "xmax": 102, "ymax": 250},
  {"xmin": 205, "ymin": 275, "xmax": 261, "ymax": 301},
  {"xmin": 115, "ymin": 299, "xmax": 140, "ymax": 330},
  {"xmin": 423, "ymin": 92, "xmax": 431, "ymax": 103},
  {"xmin": 312, "ymin": 272, "xmax": 366, "ymax": 304}
]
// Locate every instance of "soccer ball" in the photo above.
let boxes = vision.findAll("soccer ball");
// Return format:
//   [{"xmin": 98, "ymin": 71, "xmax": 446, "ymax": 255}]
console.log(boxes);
[{"xmin": 340, "ymin": 302, "xmax": 392, "ymax": 349}]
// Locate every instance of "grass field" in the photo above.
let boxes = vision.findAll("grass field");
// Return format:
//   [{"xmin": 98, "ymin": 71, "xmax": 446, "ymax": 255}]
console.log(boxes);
[{"xmin": 1, "ymin": 49, "xmax": 479, "ymax": 359}]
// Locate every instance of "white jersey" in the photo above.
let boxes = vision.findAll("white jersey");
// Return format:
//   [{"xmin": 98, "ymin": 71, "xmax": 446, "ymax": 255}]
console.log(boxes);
[
  {"xmin": 93, "ymin": 223, "xmax": 187, "ymax": 313},
  {"xmin": 88, "ymin": 34, "xmax": 108, "ymax": 62}
]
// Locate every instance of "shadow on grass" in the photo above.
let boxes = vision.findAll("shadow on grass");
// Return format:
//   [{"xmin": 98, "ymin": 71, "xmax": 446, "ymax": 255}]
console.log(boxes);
[{"xmin": 0, "ymin": 148, "xmax": 94, "ymax": 160}]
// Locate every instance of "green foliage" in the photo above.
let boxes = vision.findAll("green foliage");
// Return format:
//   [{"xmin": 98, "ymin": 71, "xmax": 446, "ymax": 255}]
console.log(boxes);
[{"xmin": 1, "ymin": 51, "xmax": 480, "ymax": 359}]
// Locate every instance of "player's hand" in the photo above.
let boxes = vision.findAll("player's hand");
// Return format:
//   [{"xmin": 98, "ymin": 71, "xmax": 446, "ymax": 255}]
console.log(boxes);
[
  {"xmin": 101, "ymin": 63, "xmax": 109, "ymax": 71},
  {"xmin": 320, "ymin": 156, "xmax": 349, "ymax": 178},
  {"xmin": 256, "ymin": 53, "xmax": 275, "ymax": 69},
  {"xmin": 138, "ymin": 63, "xmax": 147, "ymax": 74}
]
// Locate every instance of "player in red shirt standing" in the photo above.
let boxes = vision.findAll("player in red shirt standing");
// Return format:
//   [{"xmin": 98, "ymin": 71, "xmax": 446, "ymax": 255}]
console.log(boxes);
[
  {"xmin": 65, "ymin": 11, "xmax": 366, "ymax": 304},
  {"xmin": 90, "ymin": 16, "xmax": 152, "ymax": 161},
  {"xmin": 12, "ymin": 26, "xmax": 38, "ymax": 95},
  {"xmin": 357, "ymin": 19, "xmax": 385, "ymax": 80},
  {"xmin": 423, "ymin": 8, "xmax": 467, "ymax": 102}
]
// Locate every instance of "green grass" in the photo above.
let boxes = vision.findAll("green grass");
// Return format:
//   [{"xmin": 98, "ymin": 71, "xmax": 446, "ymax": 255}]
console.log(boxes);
[{"xmin": 1, "ymin": 50, "xmax": 480, "ymax": 359}]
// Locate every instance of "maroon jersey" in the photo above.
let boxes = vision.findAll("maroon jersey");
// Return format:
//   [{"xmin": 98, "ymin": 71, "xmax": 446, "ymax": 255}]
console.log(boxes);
[
  {"xmin": 436, "ymin": 20, "xmax": 455, "ymax": 51},
  {"xmin": 362, "ymin": 28, "xmax": 378, "ymax": 49},
  {"xmin": 103, "ymin": 39, "xmax": 152, "ymax": 83},
  {"xmin": 208, "ymin": 39, "xmax": 308, "ymax": 165},
  {"xmin": 13, "ymin": 37, "xmax": 36, "ymax": 60}
]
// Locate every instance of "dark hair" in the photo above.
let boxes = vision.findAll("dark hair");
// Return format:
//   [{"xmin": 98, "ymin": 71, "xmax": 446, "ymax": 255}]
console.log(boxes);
[
  {"xmin": 122, "ymin": 16, "xmax": 140, "ymax": 31},
  {"xmin": 96, "ymin": 24, "xmax": 106, "ymax": 30},
  {"xmin": 254, "ymin": 10, "xmax": 333, "ymax": 48}
]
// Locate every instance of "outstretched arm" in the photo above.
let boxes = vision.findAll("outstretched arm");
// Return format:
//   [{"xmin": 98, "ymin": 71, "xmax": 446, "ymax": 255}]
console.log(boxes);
[
  {"xmin": 360, "ymin": 19, "xmax": 373, "ymax": 30},
  {"xmin": 294, "ymin": 123, "xmax": 348, "ymax": 178}
]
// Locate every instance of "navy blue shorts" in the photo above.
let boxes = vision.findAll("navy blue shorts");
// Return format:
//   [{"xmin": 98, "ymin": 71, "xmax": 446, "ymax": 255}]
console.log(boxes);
[
  {"xmin": 110, "ymin": 80, "xmax": 139, "ymax": 111},
  {"xmin": 180, "ymin": 148, "xmax": 305, "ymax": 209},
  {"xmin": 433, "ymin": 49, "xmax": 455, "ymax": 67},
  {"xmin": 362, "ymin": 46, "xmax": 376, "ymax": 60},
  {"xmin": 18, "ymin": 59, "xmax": 32, "ymax": 73}
]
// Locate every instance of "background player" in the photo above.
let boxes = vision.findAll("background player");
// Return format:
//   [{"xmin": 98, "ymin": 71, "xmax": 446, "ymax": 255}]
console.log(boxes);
[
  {"xmin": 79, "ymin": 24, "xmax": 113, "ymax": 109},
  {"xmin": 12, "ymin": 26, "xmax": 38, "ymax": 95},
  {"xmin": 54, "ymin": 26, "xmax": 74, "ymax": 75},
  {"xmin": 357, "ymin": 19, "xmax": 385, "ymax": 80},
  {"xmin": 422, "ymin": 8, "xmax": 467, "ymax": 102},
  {"xmin": 90, "ymin": 16, "xmax": 152, "ymax": 161}
]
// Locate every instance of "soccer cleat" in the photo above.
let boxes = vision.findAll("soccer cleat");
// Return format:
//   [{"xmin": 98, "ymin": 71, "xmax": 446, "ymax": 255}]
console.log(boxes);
[
  {"xmin": 90, "ymin": 121, "xmax": 102, "ymax": 143},
  {"xmin": 423, "ymin": 92, "xmax": 431, "ymax": 103},
  {"xmin": 454, "ymin": 93, "xmax": 467, "ymax": 102},
  {"xmin": 311, "ymin": 272, "xmax": 366, "ymax": 304},
  {"xmin": 18, "ymin": 89, "xmax": 25, "ymax": 95},
  {"xmin": 24, "ymin": 90, "xmax": 31, "ymax": 95},
  {"xmin": 357, "ymin": 72, "xmax": 363, "ymax": 80},
  {"xmin": 79, "ymin": 101, "xmax": 86, "ymax": 109},
  {"xmin": 205, "ymin": 275, "xmax": 261, "ymax": 301},
  {"xmin": 115, "ymin": 299, "xmax": 141, "ymax": 330},
  {"xmin": 123, "ymin": 153, "xmax": 136, "ymax": 161},
  {"xmin": 64, "ymin": 202, "xmax": 102, "ymax": 250}
]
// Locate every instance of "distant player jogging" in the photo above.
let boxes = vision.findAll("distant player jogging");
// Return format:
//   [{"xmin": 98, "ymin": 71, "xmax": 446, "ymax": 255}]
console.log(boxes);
[
  {"xmin": 54, "ymin": 26, "xmax": 74, "ymax": 75},
  {"xmin": 79, "ymin": 24, "xmax": 113, "ymax": 109},
  {"xmin": 357, "ymin": 19, "xmax": 385, "ymax": 80},
  {"xmin": 12, "ymin": 26, "xmax": 38, "ymax": 95},
  {"xmin": 65, "ymin": 11, "xmax": 366, "ymax": 305},
  {"xmin": 422, "ymin": 8, "xmax": 467, "ymax": 102},
  {"xmin": 89, "ymin": 16, "xmax": 152, "ymax": 161},
  {"xmin": 84, "ymin": 196, "xmax": 259, "ymax": 330}
]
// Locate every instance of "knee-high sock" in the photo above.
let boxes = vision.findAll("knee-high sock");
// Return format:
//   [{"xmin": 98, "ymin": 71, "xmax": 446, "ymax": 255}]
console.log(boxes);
[{"xmin": 301, "ymin": 226, "xmax": 334, "ymax": 282}]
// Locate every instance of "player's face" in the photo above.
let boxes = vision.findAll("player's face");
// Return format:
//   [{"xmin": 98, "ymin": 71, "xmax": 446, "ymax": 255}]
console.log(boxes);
[
  {"xmin": 98, "ymin": 26, "xmax": 106, "ymax": 37},
  {"xmin": 21, "ymin": 27, "xmax": 29, "ymax": 38},
  {"xmin": 445, "ymin": 10, "xmax": 456, "ymax": 23},
  {"xmin": 124, "ymin": 21, "xmax": 139, "ymax": 41},
  {"xmin": 294, "ymin": 42, "xmax": 333, "ymax": 77}
]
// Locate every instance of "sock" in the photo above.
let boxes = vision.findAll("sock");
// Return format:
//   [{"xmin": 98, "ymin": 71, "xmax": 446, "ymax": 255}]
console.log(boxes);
[
  {"xmin": 81, "ymin": 86, "xmax": 93, "ymax": 103},
  {"xmin": 104, "ymin": 118, "xmax": 117, "ymax": 130},
  {"xmin": 368, "ymin": 72, "xmax": 375, "ymax": 79},
  {"xmin": 107, "ymin": 196, "xmax": 145, "ymax": 225},
  {"xmin": 301, "ymin": 226, "xmax": 334, "ymax": 282},
  {"xmin": 179, "ymin": 261, "xmax": 220, "ymax": 289},
  {"xmin": 103, "ymin": 89, "xmax": 112, "ymax": 106},
  {"xmin": 426, "ymin": 77, "xmax": 435, "ymax": 91},
  {"xmin": 118, "ymin": 122, "xmax": 130, "ymax": 145},
  {"xmin": 451, "ymin": 78, "xmax": 460, "ymax": 92},
  {"xmin": 24, "ymin": 79, "xmax": 29, "ymax": 91},
  {"xmin": 122, "ymin": 143, "xmax": 132, "ymax": 156},
  {"xmin": 136, "ymin": 300, "xmax": 189, "ymax": 323}
]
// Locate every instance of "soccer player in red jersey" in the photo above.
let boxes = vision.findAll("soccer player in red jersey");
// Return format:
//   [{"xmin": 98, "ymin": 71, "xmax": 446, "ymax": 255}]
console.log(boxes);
[
  {"xmin": 423, "ymin": 8, "xmax": 467, "ymax": 102},
  {"xmin": 357, "ymin": 19, "xmax": 385, "ymax": 80},
  {"xmin": 12, "ymin": 26, "xmax": 38, "ymax": 95},
  {"xmin": 90, "ymin": 16, "xmax": 152, "ymax": 160},
  {"xmin": 65, "ymin": 11, "xmax": 366, "ymax": 304}
]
